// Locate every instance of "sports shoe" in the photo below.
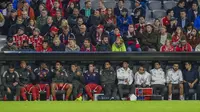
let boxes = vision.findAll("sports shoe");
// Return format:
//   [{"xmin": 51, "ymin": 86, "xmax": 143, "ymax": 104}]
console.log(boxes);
[
  {"xmin": 180, "ymin": 95, "xmax": 184, "ymax": 100},
  {"xmin": 75, "ymin": 96, "xmax": 83, "ymax": 101},
  {"xmin": 168, "ymin": 95, "xmax": 172, "ymax": 100}
]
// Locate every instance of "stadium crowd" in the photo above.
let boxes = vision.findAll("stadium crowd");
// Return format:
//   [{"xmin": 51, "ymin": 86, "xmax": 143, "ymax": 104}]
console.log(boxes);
[
  {"xmin": 0, "ymin": 61, "xmax": 199, "ymax": 101},
  {"xmin": 1, "ymin": 0, "xmax": 200, "ymax": 52}
]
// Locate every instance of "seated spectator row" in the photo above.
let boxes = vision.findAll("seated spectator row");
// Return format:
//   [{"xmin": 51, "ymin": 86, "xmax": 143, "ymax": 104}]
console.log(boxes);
[{"xmin": 0, "ymin": 61, "xmax": 199, "ymax": 101}]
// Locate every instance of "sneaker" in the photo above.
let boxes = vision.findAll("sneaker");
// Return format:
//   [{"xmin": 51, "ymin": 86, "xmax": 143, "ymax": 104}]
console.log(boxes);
[
  {"xmin": 75, "ymin": 96, "xmax": 83, "ymax": 101},
  {"xmin": 168, "ymin": 95, "xmax": 172, "ymax": 100},
  {"xmin": 180, "ymin": 95, "xmax": 184, "ymax": 100},
  {"xmin": 110, "ymin": 97, "xmax": 115, "ymax": 100}
]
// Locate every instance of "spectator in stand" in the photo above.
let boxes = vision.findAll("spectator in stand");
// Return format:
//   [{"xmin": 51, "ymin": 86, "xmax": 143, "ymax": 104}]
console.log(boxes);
[
  {"xmin": 194, "ymin": 15, "xmax": 200, "ymax": 30},
  {"xmin": 91, "ymin": 24, "xmax": 108, "ymax": 46},
  {"xmin": 26, "ymin": 19, "xmax": 36, "ymax": 36},
  {"xmin": 12, "ymin": 0, "xmax": 30, "ymax": 10},
  {"xmin": 167, "ymin": 17, "xmax": 178, "ymax": 34},
  {"xmin": 177, "ymin": 10, "xmax": 189, "ymax": 29},
  {"xmin": 104, "ymin": 8, "xmax": 116, "ymax": 32},
  {"xmin": 17, "ymin": 1, "xmax": 35, "ymax": 20},
  {"xmin": 1, "ymin": 38, "xmax": 18, "ymax": 51},
  {"xmin": 50, "ymin": 0, "xmax": 64, "ymax": 17},
  {"xmin": 41, "ymin": 16, "xmax": 54, "ymax": 36},
  {"xmin": 8, "ymin": 16, "xmax": 24, "ymax": 37},
  {"xmin": 75, "ymin": 24, "xmax": 90, "ymax": 47},
  {"xmin": 59, "ymin": 25, "xmax": 71, "ymax": 45},
  {"xmin": 135, "ymin": 16, "xmax": 146, "ymax": 32},
  {"xmin": 187, "ymin": 28, "xmax": 200, "ymax": 50},
  {"xmin": 183, "ymin": 62, "xmax": 199, "ymax": 100},
  {"xmin": 161, "ymin": 9, "xmax": 174, "ymax": 26},
  {"xmin": 150, "ymin": 62, "xmax": 166, "ymax": 99},
  {"xmin": 34, "ymin": 62, "xmax": 51, "ymax": 100},
  {"xmin": 131, "ymin": 8, "xmax": 141, "ymax": 24},
  {"xmin": 52, "ymin": 37, "xmax": 65, "ymax": 51},
  {"xmin": 65, "ymin": 38, "xmax": 80, "ymax": 52},
  {"xmin": 84, "ymin": 63, "xmax": 102, "ymax": 101},
  {"xmin": 53, "ymin": 10, "xmax": 64, "ymax": 28},
  {"xmin": 45, "ymin": 26, "xmax": 59, "ymax": 47},
  {"xmin": 112, "ymin": 37, "xmax": 126, "ymax": 52},
  {"xmin": 167, "ymin": 63, "xmax": 184, "ymax": 100},
  {"xmin": 158, "ymin": 26, "xmax": 172, "ymax": 48},
  {"xmin": 36, "ymin": 9, "xmax": 48, "ymax": 31},
  {"xmin": 29, "ymin": 28, "xmax": 44, "ymax": 50},
  {"xmin": 117, "ymin": 61, "xmax": 135, "ymax": 100},
  {"xmin": 160, "ymin": 40, "xmax": 175, "ymax": 52},
  {"xmin": 66, "ymin": 0, "xmax": 80, "ymax": 9},
  {"xmin": 87, "ymin": 10, "xmax": 105, "ymax": 28},
  {"xmin": 132, "ymin": 0, "xmax": 145, "ymax": 17},
  {"xmin": 114, "ymin": 0, "xmax": 125, "ymax": 17},
  {"xmin": 46, "ymin": 0, "xmax": 62, "ymax": 12},
  {"xmin": 173, "ymin": 0, "xmax": 185, "ymax": 19},
  {"xmin": 21, "ymin": 10, "xmax": 30, "ymax": 27},
  {"xmin": 96, "ymin": 35, "xmax": 111, "ymax": 51},
  {"xmin": 3, "ymin": 9, "xmax": 17, "ymax": 35},
  {"xmin": 64, "ymin": 2, "xmax": 75, "ymax": 18},
  {"xmin": 110, "ymin": 27, "xmax": 121, "ymax": 45},
  {"xmin": 2, "ymin": 2, "xmax": 13, "ymax": 18},
  {"xmin": 36, "ymin": 40, "xmax": 52, "ymax": 52},
  {"xmin": 100, "ymin": 61, "xmax": 117, "ymax": 100},
  {"xmin": 68, "ymin": 8, "xmax": 80, "ymax": 27},
  {"xmin": 30, "ymin": 0, "xmax": 43, "ymax": 18},
  {"xmin": 13, "ymin": 26, "xmax": 29, "ymax": 48},
  {"xmin": 72, "ymin": 17, "xmax": 84, "ymax": 35},
  {"xmin": 186, "ymin": 23, "xmax": 193, "ymax": 36},
  {"xmin": 117, "ymin": 8, "xmax": 133, "ymax": 34},
  {"xmin": 175, "ymin": 38, "xmax": 193, "ymax": 52},
  {"xmin": 19, "ymin": 40, "xmax": 34, "ymax": 51},
  {"xmin": 139, "ymin": 24, "xmax": 159, "ymax": 51},
  {"xmin": 80, "ymin": 1, "xmax": 94, "ymax": 19},
  {"xmin": 188, "ymin": 2, "xmax": 199, "ymax": 23},
  {"xmin": 99, "ymin": 1, "xmax": 107, "ymax": 17},
  {"xmin": 51, "ymin": 61, "xmax": 73, "ymax": 101},
  {"xmin": 80, "ymin": 38, "xmax": 96, "ymax": 52},
  {"xmin": 172, "ymin": 27, "xmax": 186, "ymax": 47},
  {"xmin": 153, "ymin": 19, "xmax": 162, "ymax": 32},
  {"xmin": 185, "ymin": 0, "xmax": 198, "ymax": 11},
  {"xmin": 135, "ymin": 66, "xmax": 151, "ymax": 88},
  {"xmin": 123, "ymin": 24, "xmax": 141, "ymax": 52}
]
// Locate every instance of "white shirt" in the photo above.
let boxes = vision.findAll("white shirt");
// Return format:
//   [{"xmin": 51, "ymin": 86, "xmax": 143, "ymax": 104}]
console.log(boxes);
[
  {"xmin": 150, "ymin": 68, "xmax": 166, "ymax": 85},
  {"xmin": 166, "ymin": 68, "xmax": 183, "ymax": 84},
  {"xmin": 135, "ymin": 71, "xmax": 151, "ymax": 86},
  {"xmin": 117, "ymin": 67, "xmax": 134, "ymax": 85}
]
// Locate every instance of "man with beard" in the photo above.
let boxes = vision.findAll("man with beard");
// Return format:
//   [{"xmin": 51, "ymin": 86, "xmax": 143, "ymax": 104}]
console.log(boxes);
[
  {"xmin": 29, "ymin": 28, "xmax": 44, "ymax": 50},
  {"xmin": 96, "ymin": 36, "xmax": 111, "ymax": 51}
]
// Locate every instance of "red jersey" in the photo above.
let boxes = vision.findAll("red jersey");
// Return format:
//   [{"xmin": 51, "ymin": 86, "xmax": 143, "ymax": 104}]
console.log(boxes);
[
  {"xmin": 160, "ymin": 45, "xmax": 174, "ymax": 52},
  {"xmin": 36, "ymin": 47, "xmax": 52, "ymax": 52},
  {"xmin": 161, "ymin": 16, "xmax": 170, "ymax": 26},
  {"xmin": 135, "ymin": 23, "xmax": 145, "ymax": 31},
  {"xmin": 13, "ymin": 34, "xmax": 29, "ymax": 47},
  {"xmin": 46, "ymin": 0, "xmax": 63, "ymax": 12},
  {"xmin": 50, "ymin": 8, "xmax": 64, "ymax": 17},
  {"xmin": 175, "ymin": 43, "xmax": 193, "ymax": 52},
  {"xmin": 29, "ymin": 35, "xmax": 44, "ymax": 49}
]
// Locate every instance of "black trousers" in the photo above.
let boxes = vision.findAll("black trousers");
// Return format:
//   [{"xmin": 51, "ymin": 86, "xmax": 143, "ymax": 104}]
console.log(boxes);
[
  {"xmin": 72, "ymin": 82, "xmax": 84, "ymax": 100},
  {"xmin": 118, "ymin": 84, "xmax": 135, "ymax": 99},
  {"xmin": 102, "ymin": 83, "xmax": 117, "ymax": 99},
  {"xmin": 184, "ymin": 83, "xmax": 197, "ymax": 100},
  {"xmin": 152, "ymin": 84, "xmax": 165, "ymax": 96}
]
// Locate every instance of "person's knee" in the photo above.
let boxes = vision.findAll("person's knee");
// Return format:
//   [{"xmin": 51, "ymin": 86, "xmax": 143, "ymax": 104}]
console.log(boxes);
[
  {"xmin": 68, "ymin": 84, "xmax": 73, "ymax": 89},
  {"xmin": 179, "ymin": 84, "xmax": 184, "ymax": 89}
]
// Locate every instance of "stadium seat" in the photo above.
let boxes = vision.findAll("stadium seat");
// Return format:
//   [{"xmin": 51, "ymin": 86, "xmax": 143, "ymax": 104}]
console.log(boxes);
[
  {"xmin": 148, "ymin": 1, "xmax": 162, "ymax": 10},
  {"xmin": 152, "ymin": 10, "xmax": 166, "ymax": 19},
  {"xmin": 104, "ymin": 2, "xmax": 116, "ymax": 8},
  {"xmin": 163, "ymin": 1, "xmax": 177, "ymax": 10}
]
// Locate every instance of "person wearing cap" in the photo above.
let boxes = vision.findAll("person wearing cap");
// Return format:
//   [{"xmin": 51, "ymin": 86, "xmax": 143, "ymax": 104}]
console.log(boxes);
[
  {"xmin": 45, "ymin": 26, "xmax": 59, "ymax": 47},
  {"xmin": 96, "ymin": 35, "xmax": 112, "ymax": 51},
  {"xmin": 80, "ymin": 38, "xmax": 96, "ymax": 52},
  {"xmin": 17, "ymin": 61, "xmax": 37, "ymax": 101},
  {"xmin": 12, "ymin": 26, "xmax": 29, "ymax": 48},
  {"xmin": 100, "ymin": 61, "xmax": 117, "ymax": 100},
  {"xmin": 3, "ymin": 8, "xmax": 17, "ymax": 35},
  {"xmin": 36, "ymin": 40, "xmax": 52, "ymax": 52},
  {"xmin": 161, "ymin": 9, "xmax": 174, "ymax": 26},
  {"xmin": 75, "ymin": 24, "xmax": 90, "ymax": 47},
  {"xmin": 166, "ymin": 17, "xmax": 178, "ymax": 34},
  {"xmin": 139, "ymin": 23, "xmax": 159, "ymax": 51},
  {"xmin": 29, "ymin": 28, "xmax": 44, "ymax": 50},
  {"xmin": 2, "ymin": 64, "xmax": 20, "ymax": 101},
  {"xmin": 34, "ymin": 62, "xmax": 51, "ymax": 100},
  {"xmin": 1, "ymin": 38, "xmax": 18, "ymax": 51},
  {"xmin": 177, "ymin": 10, "xmax": 189, "ymax": 29},
  {"xmin": 117, "ymin": 61, "xmax": 135, "ymax": 100},
  {"xmin": 52, "ymin": 37, "xmax": 65, "ymax": 51},
  {"xmin": 90, "ymin": 24, "xmax": 109, "ymax": 46},
  {"xmin": 112, "ymin": 36, "xmax": 126, "ymax": 52},
  {"xmin": 173, "ymin": 0, "xmax": 185, "ymax": 19},
  {"xmin": 65, "ymin": 38, "xmax": 80, "ymax": 52},
  {"xmin": 19, "ymin": 40, "xmax": 34, "ymax": 51},
  {"xmin": 158, "ymin": 26, "xmax": 172, "ymax": 48},
  {"xmin": 114, "ymin": 0, "xmax": 125, "ymax": 17},
  {"xmin": 175, "ymin": 38, "xmax": 192, "ymax": 52},
  {"xmin": 50, "ymin": 0, "xmax": 64, "ymax": 17},
  {"xmin": 41, "ymin": 16, "xmax": 54, "ymax": 36},
  {"xmin": 117, "ymin": 8, "xmax": 133, "ymax": 34},
  {"xmin": 87, "ymin": 10, "xmax": 105, "ymax": 28},
  {"xmin": 68, "ymin": 8, "xmax": 81, "ymax": 27}
]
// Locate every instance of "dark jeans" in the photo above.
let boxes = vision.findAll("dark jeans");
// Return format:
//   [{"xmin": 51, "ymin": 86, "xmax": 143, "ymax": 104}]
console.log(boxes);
[
  {"xmin": 72, "ymin": 81, "xmax": 84, "ymax": 100},
  {"xmin": 102, "ymin": 83, "xmax": 117, "ymax": 99},
  {"xmin": 152, "ymin": 84, "xmax": 165, "ymax": 96},
  {"xmin": 118, "ymin": 84, "xmax": 135, "ymax": 99},
  {"xmin": 184, "ymin": 83, "xmax": 197, "ymax": 100}
]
